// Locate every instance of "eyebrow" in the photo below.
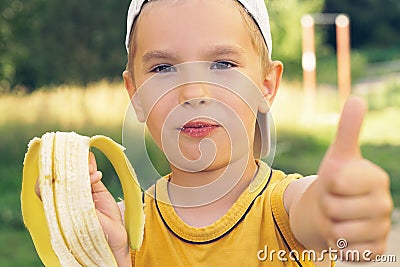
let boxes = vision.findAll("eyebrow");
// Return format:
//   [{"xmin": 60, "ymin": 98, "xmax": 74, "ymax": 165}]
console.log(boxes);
[
  {"xmin": 141, "ymin": 50, "xmax": 178, "ymax": 64},
  {"xmin": 204, "ymin": 45, "xmax": 245, "ymax": 59}
]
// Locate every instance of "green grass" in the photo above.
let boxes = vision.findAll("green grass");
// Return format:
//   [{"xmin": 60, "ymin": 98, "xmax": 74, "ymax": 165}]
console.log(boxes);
[
  {"xmin": 0, "ymin": 229, "xmax": 41, "ymax": 267},
  {"xmin": 314, "ymin": 47, "xmax": 400, "ymax": 85},
  {"xmin": 0, "ymin": 80, "xmax": 399, "ymax": 265}
]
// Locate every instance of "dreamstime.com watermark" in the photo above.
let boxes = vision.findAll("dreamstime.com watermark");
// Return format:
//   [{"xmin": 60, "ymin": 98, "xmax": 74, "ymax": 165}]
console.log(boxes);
[{"xmin": 257, "ymin": 238, "xmax": 398, "ymax": 263}]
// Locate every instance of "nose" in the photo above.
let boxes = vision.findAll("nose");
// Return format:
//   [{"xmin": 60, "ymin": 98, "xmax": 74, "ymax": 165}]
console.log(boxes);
[{"xmin": 179, "ymin": 83, "xmax": 210, "ymax": 107}]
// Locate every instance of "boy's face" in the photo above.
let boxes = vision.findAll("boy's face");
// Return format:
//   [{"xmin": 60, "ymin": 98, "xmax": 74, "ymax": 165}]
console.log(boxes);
[{"xmin": 125, "ymin": 0, "xmax": 282, "ymax": 172}]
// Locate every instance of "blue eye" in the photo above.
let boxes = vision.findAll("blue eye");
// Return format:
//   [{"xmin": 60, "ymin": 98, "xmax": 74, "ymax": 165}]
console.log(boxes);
[
  {"xmin": 210, "ymin": 61, "xmax": 236, "ymax": 70},
  {"xmin": 150, "ymin": 64, "xmax": 177, "ymax": 73}
]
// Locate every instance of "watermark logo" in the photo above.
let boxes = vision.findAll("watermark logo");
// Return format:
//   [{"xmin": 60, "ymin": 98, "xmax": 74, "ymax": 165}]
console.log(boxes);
[
  {"xmin": 335, "ymin": 238, "xmax": 347, "ymax": 249},
  {"xmin": 257, "ymin": 238, "xmax": 397, "ymax": 263}
]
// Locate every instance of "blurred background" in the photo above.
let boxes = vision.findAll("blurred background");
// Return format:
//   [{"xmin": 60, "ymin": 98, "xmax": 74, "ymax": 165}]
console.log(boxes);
[{"xmin": 0, "ymin": 0, "xmax": 399, "ymax": 265}]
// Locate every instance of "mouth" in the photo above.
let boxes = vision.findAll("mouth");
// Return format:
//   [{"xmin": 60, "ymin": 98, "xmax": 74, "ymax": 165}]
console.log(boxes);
[{"xmin": 178, "ymin": 120, "xmax": 220, "ymax": 138}]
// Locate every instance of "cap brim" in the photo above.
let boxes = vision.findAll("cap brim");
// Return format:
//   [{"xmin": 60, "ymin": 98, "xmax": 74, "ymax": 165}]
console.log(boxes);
[{"xmin": 254, "ymin": 111, "xmax": 270, "ymax": 158}]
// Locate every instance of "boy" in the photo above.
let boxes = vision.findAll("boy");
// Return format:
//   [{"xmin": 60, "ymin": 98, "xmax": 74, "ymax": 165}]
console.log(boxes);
[{"xmin": 89, "ymin": 0, "xmax": 393, "ymax": 266}]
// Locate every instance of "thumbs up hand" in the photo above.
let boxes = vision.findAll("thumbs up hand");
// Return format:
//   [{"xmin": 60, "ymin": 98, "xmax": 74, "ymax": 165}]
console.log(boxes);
[{"xmin": 311, "ymin": 97, "xmax": 393, "ymax": 258}]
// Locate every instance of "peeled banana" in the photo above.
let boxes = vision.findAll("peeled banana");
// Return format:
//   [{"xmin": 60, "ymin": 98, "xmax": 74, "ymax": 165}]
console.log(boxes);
[{"xmin": 21, "ymin": 132, "xmax": 144, "ymax": 266}]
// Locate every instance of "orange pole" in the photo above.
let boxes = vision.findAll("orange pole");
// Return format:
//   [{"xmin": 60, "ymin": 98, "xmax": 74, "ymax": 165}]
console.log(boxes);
[
  {"xmin": 301, "ymin": 15, "xmax": 316, "ymax": 114},
  {"xmin": 336, "ymin": 14, "xmax": 351, "ymax": 107}
]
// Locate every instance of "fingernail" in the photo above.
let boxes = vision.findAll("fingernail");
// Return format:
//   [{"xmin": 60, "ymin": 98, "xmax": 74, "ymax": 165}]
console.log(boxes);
[{"xmin": 96, "ymin": 171, "xmax": 103, "ymax": 180}]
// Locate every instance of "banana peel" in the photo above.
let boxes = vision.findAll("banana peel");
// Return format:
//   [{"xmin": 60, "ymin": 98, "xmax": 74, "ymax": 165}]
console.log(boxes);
[{"xmin": 21, "ymin": 132, "xmax": 144, "ymax": 266}]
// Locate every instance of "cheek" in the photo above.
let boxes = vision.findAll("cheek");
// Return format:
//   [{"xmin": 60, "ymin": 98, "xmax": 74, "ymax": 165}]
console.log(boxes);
[
  {"xmin": 230, "ymin": 99, "xmax": 258, "ymax": 145},
  {"xmin": 145, "ymin": 99, "xmax": 172, "ymax": 144},
  {"xmin": 226, "ymin": 95, "xmax": 257, "ymax": 126}
]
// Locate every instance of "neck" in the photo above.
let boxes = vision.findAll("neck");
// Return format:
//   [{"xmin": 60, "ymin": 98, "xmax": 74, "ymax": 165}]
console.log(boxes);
[
  {"xmin": 167, "ymin": 155, "xmax": 259, "ymax": 227},
  {"xmin": 168, "ymin": 154, "xmax": 259, "ymax": 207}
]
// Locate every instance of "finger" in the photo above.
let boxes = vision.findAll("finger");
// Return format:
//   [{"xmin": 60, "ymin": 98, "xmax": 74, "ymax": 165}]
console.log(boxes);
[
  {"xmin": 331, "ymin": 96, "xmax": 367, "ymax": 159},
  {"xmin": 89, "ymin": 151, "xmax": 97, "ymax": 174},
  {"xmin": 95, "ymin": 210, "xmax": 127, "ymax": 251},
  {"xmin": 91, "ymin": 171, "xmax": 110, "ymax": 194},
  {"xmin": 90, "ymin": 170, "xmax": 103, "ymax": 185},
  {"xmin": 330, "ymin": 219, "xmax": 390, "ymax": 244},
  {"xmin": 327, "ymin": 160, "xmax": 388, "ymax": 196},
  {"xmin": 92, "ymin": 184, "xmax": 123, "ymax": 223},
  {"xmin": 322, "ymin": 193, "xmax": 391, "ymax": 221}
]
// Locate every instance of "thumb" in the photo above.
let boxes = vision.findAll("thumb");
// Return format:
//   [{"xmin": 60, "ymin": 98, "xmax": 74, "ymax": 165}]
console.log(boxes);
[{"xmin": 330, "ymin": 96, "xmax": 367, "ymax": 159}]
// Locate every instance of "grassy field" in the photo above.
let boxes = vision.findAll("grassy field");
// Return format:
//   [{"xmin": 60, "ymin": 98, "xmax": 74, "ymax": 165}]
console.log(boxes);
[{"xmin": 0, "ymin": 80, "xmax": 399, "ymax": 265}]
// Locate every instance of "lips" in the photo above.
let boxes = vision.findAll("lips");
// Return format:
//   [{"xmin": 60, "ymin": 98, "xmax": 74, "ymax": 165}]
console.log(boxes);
[{"xmin": 179, "ymin": 121, "xmax": 220, "ymax": 138}]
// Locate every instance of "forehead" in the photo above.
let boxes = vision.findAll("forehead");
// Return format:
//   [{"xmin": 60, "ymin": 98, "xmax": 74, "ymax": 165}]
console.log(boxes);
[
  {"xmin": 140, "ymin": 0, "xmax": 241, "ymax": 24},
  {"xmin": 133, "ymin": 0, "xmax": 254, "ymax": 56}
]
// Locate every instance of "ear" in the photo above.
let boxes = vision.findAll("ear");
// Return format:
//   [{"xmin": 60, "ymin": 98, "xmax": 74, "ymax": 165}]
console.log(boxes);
[
  {"xmin": 258, "ymin": 61, "xmax": 283, "ymax": 113},
  {"xmin": 123, "ymin": 70, "xmax": 145, "ymax": 122}
]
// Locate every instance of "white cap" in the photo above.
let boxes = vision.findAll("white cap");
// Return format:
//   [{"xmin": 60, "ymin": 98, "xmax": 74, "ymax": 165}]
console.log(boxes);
[
  {"xmin": 125, "ymin": 0, "xmax": 273, "ymax": 57},
  {"xmin": 124, "ymin": 0, "xmax": 273, "ymax": 158}
]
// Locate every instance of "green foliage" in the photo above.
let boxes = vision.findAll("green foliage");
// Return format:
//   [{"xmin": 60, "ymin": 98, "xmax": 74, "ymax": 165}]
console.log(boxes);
[
  {"xmin": 365, "ymin": 81, "xmax": 400, "ymax": 111},
  {"xmin": 0, "ymin": 0, "xmax": 129, "ymax": 91},
  {"xmin": 323, "ymin": 0, "xmax": 400, "ymax": 49},
  {"xmin": 361, "ymin": 46, "xmax": 400, "ymax": 64},
  {"xmin": 2, "ymin": 0, "xmax": 400, "ymax": 90},
  {"xmin": 269, "ymin": 0, "xmax": 324, "ymax": 60},
  {"xmin": 1, "ymin": 0, "xmax": 326, "ymax": 90},
  {"xmin": 0, "ymin": 229, "xmax": 41, "ymax": 266},
  {"xmin": 268, "ymin": 0, "xmax": 325, "ymax": 79},
  {"xmin": 315, "ymin": 49, "xmax": 368, "ymax": 84}
]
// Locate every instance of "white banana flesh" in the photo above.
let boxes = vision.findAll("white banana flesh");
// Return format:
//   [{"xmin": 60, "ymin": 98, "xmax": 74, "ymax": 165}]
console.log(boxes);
[{"xmin": 39, "ymin": 132, "xmax": 81, "ymax": 266}]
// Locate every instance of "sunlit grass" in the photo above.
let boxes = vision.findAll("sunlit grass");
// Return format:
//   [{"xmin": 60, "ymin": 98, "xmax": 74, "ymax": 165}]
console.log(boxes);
[
  {"xmin": 273, "ymin": 83, "xmax": 400, "ymax": 145},
  {"xmin": 0, "ymin": 80, "xmax": 129, "ymax": 129}
]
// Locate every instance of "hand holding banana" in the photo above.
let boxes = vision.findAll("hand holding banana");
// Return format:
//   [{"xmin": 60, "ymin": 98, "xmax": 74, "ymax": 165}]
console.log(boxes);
[
  {"xmin": 21, "ymin": 132, "xmax": 145, "ymax": 266},
  {"xmin": 88, "ymin": 152, "xmax": 131, "ymax": 266}
]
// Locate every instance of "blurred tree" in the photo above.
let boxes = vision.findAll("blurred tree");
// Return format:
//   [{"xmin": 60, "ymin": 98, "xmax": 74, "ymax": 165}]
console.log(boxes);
[
  {"xmin": 2, "ymin": 1, "xmax": 399, "ymax": 91},
  {"xmin": 0, "ymin": 0, "xmax": 24, "ymax": 92},
  {"xmin": 1, "ymin": 0, "xmax": 130, "ymax": 92},
  {"xmin": 1, "ymin": 0, "xmax": 327, "ymax": 90},
  {"xmin": 268, "ymin": 0, "xmax": 325, "ymax": 79},
  {"xmin": 323, "ymin": 0, "xmax": 400, "ymax": 49}
]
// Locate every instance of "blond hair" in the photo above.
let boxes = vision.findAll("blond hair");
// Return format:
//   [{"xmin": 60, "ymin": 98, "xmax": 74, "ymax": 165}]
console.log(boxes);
[{"xmin": 126, "ymin": 0, "xmax": 270, "ymax": 75}]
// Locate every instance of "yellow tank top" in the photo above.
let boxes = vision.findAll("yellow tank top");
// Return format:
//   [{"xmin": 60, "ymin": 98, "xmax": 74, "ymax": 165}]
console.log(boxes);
[{"xmin": 131, "ymin": 161, "xmax": 327, "ymax": 266}]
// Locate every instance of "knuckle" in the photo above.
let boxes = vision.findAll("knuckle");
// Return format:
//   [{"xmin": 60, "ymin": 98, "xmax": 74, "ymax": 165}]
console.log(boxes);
[
  {"xmin": 321, "ymin": 195, "xmax": 339, "ymax": 218},
  {"xmin": 381, "ymin": 196, "xmax": 394, "ymax": 216},
  {"xmin": 373, "ymin": 190, "xmax": 393, "ymax": 217},
  {"xmin": 379, "ymin": 175, "xmax": 390, "ymax": 190},
  {"xmin": 372, "ymin": 165, "xmax": 390, "ymax": 187},
  {"xmin": 330, "ymin": 178, "xmax": 348, "ymax": 194},
  {"xmin": 370, "ymin": 219, "xmax": 391, "ymax": 242}
]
